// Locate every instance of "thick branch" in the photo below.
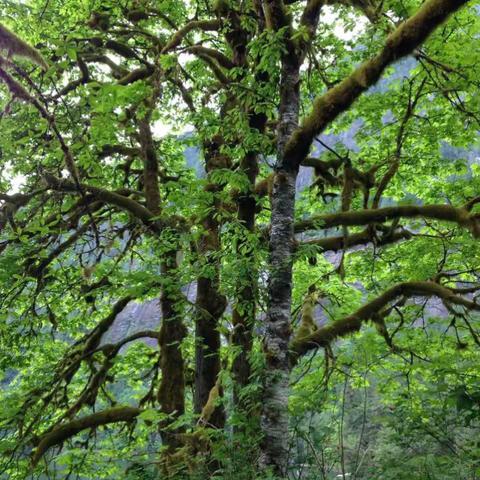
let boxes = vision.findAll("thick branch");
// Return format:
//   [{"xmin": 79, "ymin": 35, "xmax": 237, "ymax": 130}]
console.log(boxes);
[
  {"xmin": 291, "ymin": 281, "xmax": 480, "ymax": 358},
  {"xmin": 43, "ymin": 175, "xmax": 160, "ymax": 232},
  {"xmin": 186, "ymin": 45, "xmax": 235, "ymax": 69},
  {"xmin": 161, "ymin": 19, "xmax": 221, "ymax": 53},
  {"xmin": 31, "ymin": 406, "xmax": 141, "ymax": 466},
  {"xmin": 294, "ymin": 204, "xmax": 480, "ymax": 237},
  {"xmin": 284, "ymin": 0, "xmax": 469, "ymax": 168},
  {"xmin": 300, "ymin": 226, "xmax": 411, "ymax": 252}
]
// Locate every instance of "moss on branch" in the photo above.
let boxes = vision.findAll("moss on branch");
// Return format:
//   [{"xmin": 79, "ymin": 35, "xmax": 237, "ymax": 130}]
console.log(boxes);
[
  {"xmin": 291, "ymin": 281, "xmax": 480, "ymax": 359},
  {"xmin": 283, "ymin": 0, "xmax": 469, "ymax": 169},
  {"xmin": 31, "ymin": 406, "xmax": 142, "ymax": 466},
  {"xmin": 294, "ymin": 204, "xmax": 479, "ymax": 237}
]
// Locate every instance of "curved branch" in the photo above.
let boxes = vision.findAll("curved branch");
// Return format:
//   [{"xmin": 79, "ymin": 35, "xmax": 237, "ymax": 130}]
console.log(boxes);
[
  {"xmin": 161, "ymin": 19, "xmax": 221, "ymax": 53},
  {"xmin": 284, "ymin": 0, "xmax": 469, "ymax": 169},
  {"xmin": 118, "ymin": 66, "xmax": 154, "ymax": 85},
  {"xmin": 31, "ymin": 406, "xmax": 142, "ymax": 466},
  {"xmin": 185, "ymin": 45, "xmax": 235, "ymax": 69},
  {"xmin": 42, "ymin": 174, "xmax": 161, "ymax": 232},
  {"xmin": 300, "ymin": 226, "xmax": 411, "ymax": 252},
  {"xmin": 291, "ymin": 281, "xmax": 480, "ymax": 358}
]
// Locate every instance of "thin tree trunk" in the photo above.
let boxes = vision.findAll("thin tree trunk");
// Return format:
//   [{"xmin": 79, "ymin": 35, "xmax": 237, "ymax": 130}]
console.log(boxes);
[
  {"xmin": 139, "ymin": 115, "xmax": 187, "ymax": 452},
  {"xmin": 158, "ymin": 253, "xmax": 186, "ymax": 451},
  {"xmin": 231, "ymin": 151, "xmax": 258, "ymax": 398},
  {"xmin": 193, "ymin": 146, "xmax": 228, "ymax": 427}
]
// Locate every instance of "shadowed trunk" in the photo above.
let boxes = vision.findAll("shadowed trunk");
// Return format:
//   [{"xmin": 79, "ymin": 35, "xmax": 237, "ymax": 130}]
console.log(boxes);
[
  {"xmin": 139, "ymin": 115, "xmax": 187, "ymax": 452},
  {"xmin": 193, "ymin": 146, "xmax": 228, "ymax": 428},
  {"xmin": 158, "ymin": 252, "xmax": 187, "ymax": 451},
  {"xmin": 231, "ymin": 150, "xmax": 258, "ymax": 400}
]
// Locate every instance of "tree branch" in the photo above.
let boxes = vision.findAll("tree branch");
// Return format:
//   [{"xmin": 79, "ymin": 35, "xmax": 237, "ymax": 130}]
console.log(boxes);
[
  {"xmin": 283, "ymin": 0, "xmax": 469, "ymax": 169},
  {"xmin": 31, "ymin": 406, "xmax": 142, "ymax": 466},
  {"xmin": 161, "ymin": 19, "xmax": 221, "ymax": 53},
  {"xmin": 42, "ymin": 174, "xmax": 161, "ymax": 232},
  {"xmin": 294, "ymin": 204, "xmax": 480, "ymax": 237},
  {"xmin": 300, "ymin": 226, "xmax": 411, "ymax": 252},
  {"xmin": 291, "ymin": 281, "xmax": 480, "ymax": 358}
]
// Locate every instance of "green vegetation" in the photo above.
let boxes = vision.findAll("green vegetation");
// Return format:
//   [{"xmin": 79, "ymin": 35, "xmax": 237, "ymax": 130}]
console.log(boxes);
[{"xmin": 0, "ymin": 0, "xmax": 479, "ymax": 478}]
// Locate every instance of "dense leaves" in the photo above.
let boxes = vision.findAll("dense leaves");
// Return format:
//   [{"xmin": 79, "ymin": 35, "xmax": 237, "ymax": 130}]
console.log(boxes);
[{"xmin": 0, "ymin": 0, "xmax": 479, "ymax": 479}]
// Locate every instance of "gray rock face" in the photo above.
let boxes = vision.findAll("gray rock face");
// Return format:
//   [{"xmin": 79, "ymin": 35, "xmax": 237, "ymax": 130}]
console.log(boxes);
[
  {"xmin": 101, "ymin": 284, "xmax": 198, "ymax": 349},
  {"xmin": 100, "ymin": 299, "xmax": 161, "ymax": 349}
]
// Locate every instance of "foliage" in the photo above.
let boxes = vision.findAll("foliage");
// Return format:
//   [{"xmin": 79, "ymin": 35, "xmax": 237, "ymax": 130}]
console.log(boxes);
[{"xmin": 0, "ymin": 0, "xmax": 479, "ymax": 479}]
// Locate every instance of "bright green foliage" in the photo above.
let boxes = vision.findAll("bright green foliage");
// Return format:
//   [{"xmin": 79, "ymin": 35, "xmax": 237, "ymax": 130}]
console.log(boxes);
[{"xmin": 0, "ymin": 0, "xmax": 479, "ymax": 479}]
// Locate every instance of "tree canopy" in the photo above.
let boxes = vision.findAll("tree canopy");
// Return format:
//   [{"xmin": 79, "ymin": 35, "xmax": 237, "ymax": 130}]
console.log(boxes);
[{"xmin": 0, "ymin": 0, "xmax": 480, "ymax": 479}]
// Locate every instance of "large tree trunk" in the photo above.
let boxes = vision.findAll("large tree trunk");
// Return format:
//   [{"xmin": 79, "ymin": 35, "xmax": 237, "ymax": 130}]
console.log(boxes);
[{"xmin": 260, "ymin": 57, "xmax": 301, "ymax": 475}]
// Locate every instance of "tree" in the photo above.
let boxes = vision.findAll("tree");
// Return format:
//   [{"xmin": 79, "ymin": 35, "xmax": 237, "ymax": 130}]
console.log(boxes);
[{"xmin": 0, "ymin": 0, "xmax": 479, "ymax": 478}]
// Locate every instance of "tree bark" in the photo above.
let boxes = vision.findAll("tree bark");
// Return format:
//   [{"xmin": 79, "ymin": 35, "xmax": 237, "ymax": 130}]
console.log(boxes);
[
  {"xmin": 260, "ymin": 1, "xmax": 469, "ymax": 474},
  {"xmin": 157, "ymin": 253, "xmax": 187, "ymax": 451},
  {"xmin": 260, "ymin": 55, "xmax": 301, "ymax": 475},
  {"xmin": 193, "ymin": 148, "xmax": 228, "ymax": 428}
]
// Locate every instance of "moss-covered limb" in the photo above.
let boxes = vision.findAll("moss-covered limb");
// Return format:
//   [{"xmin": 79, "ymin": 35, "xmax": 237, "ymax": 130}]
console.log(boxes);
[
  {"xmin": 185, "ymin": 45, "xmax": 235, "ymax": 69},
  {"xmin": 81, "ymin": 296, "xmax": 134, "ymax": 354},
  {"xmin": 194, "ymin": 52, "xmax": 230, "ymax": 85},
  {"xmin": 24, "ymin": 301, "xmax": 143, "ymax": 440},
  {"xmin": 104, "ymin": 39, "xmax": 140, "ymax": 61},
  {"xmin": 21, "ymin": 297, "xmax": 134, "ymax": 439},
  {"xmin": 262, "ymin": 0, "xmax": 291, "ymax": 32},
  {"xmin": 0, "ymin": 64, "xmax": 36, "ymax": 102},
  {"xmin": 161, "ymin": 19, "xmax": 221, "ymax": 54},
  {"xmin": 302, "ymin": 156, "xmax": 343, "ymax": 171},
  {"xmin": 98, "ymin": 144, "xmax": 141, "ymax": 159},
  {"xmin": 291, "ymin": 281, "xmax": 480, "ymax": 358},
  {"xmin": 138, "ymin": 117, "xmax": 161, "ymax": 216},
  {"xmin": 464, "ymin": 196, "xmax": 480, "ymax": 212},
  {"xmin": 62, "ymin": 354, "xmax": 116, "ymax": 420},
  {"xmin": 283, "ymin": 0, "xmax": 469, "ymax": 169},
  {"xmin": 82, "ymin": 53, "xmax": 128, "ymax": 78},
  {"xmin": 293, "ymin": 204, "xmax": 479, "ymax": 236},
  {"xmin": 299, "ymin": 226, "xmax": 411, "ymax": 252},
  {"xmin": 292, "ymin": 289, "xmax": 319, "ymax": 344},
  {"xmin": 98, "ymin": 330, "xmax": 161, "ymax": 353},
  {"xmin": 332, "ymin": 0, "xmax": 380, "ymax": 24},
  {"xmin": 118, "ymin": 66, "xmax": 154, "ymax": 85},
  {"xmin": 0, "ymin": 23, "xmax": 48, "ymax": 70},
  {"xmin": 299, "ymin": 0, "xmax": 325, "ymax": 50},
  {"xmin": 42, "ymin": 174, "xmax": 161, "ymax": 232},
  {"xmin": 197, "ymin": 377, "xmax": 221, "ymax": 426},
  {"xmin": 31, "ymin": 406, "xmax": 142, "ymax": 466}
]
